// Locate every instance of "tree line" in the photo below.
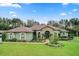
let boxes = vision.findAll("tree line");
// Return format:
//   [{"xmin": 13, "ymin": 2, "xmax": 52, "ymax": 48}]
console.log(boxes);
[
  {"xmin": 0, "ymin": 17, "xmax": 24, "ymax": 30},
  {"xmin": 0, "ymin": 17, "xmax": 39, "ymax": 30},
  {"xmin": 0, "ymin": 17, "xmax": 79, "ymax": 31},
  {"xmin": 48, "ymin": 18, "xmax": 79, "ymax": 31}
]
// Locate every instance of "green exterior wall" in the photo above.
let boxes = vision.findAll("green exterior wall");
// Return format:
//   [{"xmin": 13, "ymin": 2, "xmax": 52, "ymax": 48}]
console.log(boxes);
[{"xmin": 6, "ymin": 32, "xmax": 33, "ymax": 41}]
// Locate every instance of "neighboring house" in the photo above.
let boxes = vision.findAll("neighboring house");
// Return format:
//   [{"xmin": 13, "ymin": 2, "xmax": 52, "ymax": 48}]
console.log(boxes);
[{"xmin": 0, "ymin": 24, "xmax": 69, "ymax": 42}]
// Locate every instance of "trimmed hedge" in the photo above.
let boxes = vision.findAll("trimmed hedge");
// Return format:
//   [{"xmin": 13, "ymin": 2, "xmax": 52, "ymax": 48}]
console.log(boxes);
[{"xmin": 5, "ymin": 38, "xmax": 17, "ymax": 42}]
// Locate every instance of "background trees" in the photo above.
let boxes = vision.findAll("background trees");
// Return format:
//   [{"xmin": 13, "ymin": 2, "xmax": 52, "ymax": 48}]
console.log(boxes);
[
  {"xmin": 0, "ymin": 16, "xmax": 79, "ymax": 31},
  {"xmin": 0, "ymin": 17, "xmax": 24, "ymax": 30},
  {"xmin": 47, "ymin": 18, "xmax": 79, "ymax": 40},
  {"xmin": 47, "ymin": 20, "xmax": 59, "ymax": 27},
  {"xmin": 11, "ymin": 18, "xmax": 24, "ymax": 28},
  {"xmin": 0, "ymin": 17, "xmax": 40, "ymax": 30},
  {"xmin": 26, "ymin": 19, "xmax": 39, "ymax": 27}
]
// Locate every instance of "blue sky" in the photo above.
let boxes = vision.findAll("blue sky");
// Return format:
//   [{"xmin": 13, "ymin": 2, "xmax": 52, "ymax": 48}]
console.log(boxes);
[{"xmin": 0, "ymin": 3, "xmax": 79, "ymax": 23}]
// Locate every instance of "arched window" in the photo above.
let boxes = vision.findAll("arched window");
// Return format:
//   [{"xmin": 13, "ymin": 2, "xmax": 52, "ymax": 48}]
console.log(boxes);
[{"xmin": 44, "ymin": 31, "xmax": 50, "ymax": 39}]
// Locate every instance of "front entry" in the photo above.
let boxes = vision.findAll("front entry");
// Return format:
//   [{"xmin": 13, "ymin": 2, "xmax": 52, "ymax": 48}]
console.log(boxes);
[
  {"xmin": 33, "ymin": 31, "xmax": 37, "ymax": 40},
  {"xmin": 44, "ymin": 31, "xmax": 50, "ymax": 39}
]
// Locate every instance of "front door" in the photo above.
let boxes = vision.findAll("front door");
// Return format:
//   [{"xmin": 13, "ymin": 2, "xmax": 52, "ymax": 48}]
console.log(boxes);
[{"xmin": 44, "ymin": 31, "xmax": 50, "ymax": 39}]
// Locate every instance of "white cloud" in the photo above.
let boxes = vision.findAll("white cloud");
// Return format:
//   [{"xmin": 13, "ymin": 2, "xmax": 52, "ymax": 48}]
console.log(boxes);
[
  {"xmin": 9, "ymin": 11, "xmax": 17, "ymax": 17},
  {"xmin": 72, "ymin": 9, "xmax": 78, "ymax": 12},
  {"xmin": 9, "ymin": 11, "xmax": 15, "ymax": 14},
  {"xmin": 12, "ymin": 14, "xmax": 17, "ymax": 17},
  {"xmin": 62, "ymin": 3, "xmax": 69, "ymax": 6},
  {"xmin": 68, "ymin": 9, "xmax": 78, "ymax": 15},
  {"xmin": 60, "ymin": 13, "xmax": 67, "ymax": 16},
  {"xmin": 0, "ymin": 3, "xmax": 21, "ymax": 8}
]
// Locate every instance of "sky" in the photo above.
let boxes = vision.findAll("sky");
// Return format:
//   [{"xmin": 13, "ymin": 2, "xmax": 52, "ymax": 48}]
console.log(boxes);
[{"xmin": 0, "ymin": 3, "xmax": 79, "ymax": 23}]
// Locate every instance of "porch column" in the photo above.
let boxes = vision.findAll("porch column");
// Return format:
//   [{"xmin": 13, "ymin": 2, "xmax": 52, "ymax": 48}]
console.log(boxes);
[
  {"xmin": 20, "ymin": 33, "xmax": 21, "ymax": 40},
  {"xmin": 76, "ymin": 32, "xmax": 78, "ymax": 36},
  {"xmin": 36, "ymin": 31, "xmax": 38, "ymax": 39}
]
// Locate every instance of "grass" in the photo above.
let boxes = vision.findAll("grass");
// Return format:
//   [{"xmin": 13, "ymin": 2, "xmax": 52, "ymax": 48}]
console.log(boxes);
[{"xmin": 0, "ymin": 37, "xmax": 79, "ymax": 56}]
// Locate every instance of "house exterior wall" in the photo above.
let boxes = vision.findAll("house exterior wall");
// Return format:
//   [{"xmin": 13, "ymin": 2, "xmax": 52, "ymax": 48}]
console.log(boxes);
[
  {"xmin": 35, "ymin": 27, "xmax": 60, "ymax": 39},
  {"xmin": 6, "ymin": 26, "xmax": 68, "ymax": 42},
  {"xmin": 41, "ymin": 27, "xmax": 59, "ymax": 37},
  {"xmin": 6, "ymin": 32, "xmax": 33, "ymax": 41},
  {"xmin": 41, "ymin": 27, "xmax": 53, "ymax": 34},
  {"xmin": 60, "ymin": 31, "xmax": 68, "ymax": 37},
  {"xmin": 26, "ymin": 33, "xmax": 33, "ymax": 41},
  {"xmin": 0, "ymin": 33, "xmax": 2, "ymax": 42}
]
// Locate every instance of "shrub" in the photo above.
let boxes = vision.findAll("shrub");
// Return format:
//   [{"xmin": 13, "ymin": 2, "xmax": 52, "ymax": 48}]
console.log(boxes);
[
  {"xmin": 68, "ymin": 34, "xmax": 74, "ymax": 40},
  {"xmin": 6, "ymin": 38, "xmax": 17, "ymax": 42},
  {"xmin": 46, "ymin": 32, "xmax": 64, "ymax": 47},
  {"xmin": 46, "ymin": 42, "xmax": 64, "ymax": 47},
  {"xmin": 2, "ymin": 33, "xmax": 6, "ymax": 41},
  {"xmin": 49, "ymin": 32, "xmax": 59, "ymax": 44},
  {"xmin": 16, "ymin": 40, "xmax": 22, "ymax": 42},
  {"xmin": 21, "ymin": 40, "xmax": 26, "ymax": 42},
  {"xmin": 16, "ymin": 40, "xmax": 26, "ymax": 42},
  {"xmin": 11, "ymin": 38, "xmax": 17, "ymax": 42}
]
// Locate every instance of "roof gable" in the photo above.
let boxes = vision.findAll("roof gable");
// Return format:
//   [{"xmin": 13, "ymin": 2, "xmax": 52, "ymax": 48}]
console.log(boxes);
[
  {"xmin": 31, "ymin": 24, "xmax": 68, "ymax": 32},
  {"xmin": 31, "ymin": 24, "xmax": 47, "ymax": 31},
  {"xmin": 31, "ymin": 24, "xmax": 58, "ymax": 31}
]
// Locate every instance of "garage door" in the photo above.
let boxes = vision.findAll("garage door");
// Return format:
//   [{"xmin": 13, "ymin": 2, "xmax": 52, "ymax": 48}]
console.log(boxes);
[{"xmin": 26, "ymin": 33, "xmax": 33, "ymax": 41}]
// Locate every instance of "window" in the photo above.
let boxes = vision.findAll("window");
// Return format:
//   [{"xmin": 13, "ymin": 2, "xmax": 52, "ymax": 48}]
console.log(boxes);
[
  {"xmin": 21, "ymin": 33, "xmax": 25, "ymax": 40},
  {"xmin": 10, "ymin": 33, "xmax": 12, "ymax": 39},
  {"xmin": 14, "ymin": 33, "xmax": 18, "ymax": 38}
]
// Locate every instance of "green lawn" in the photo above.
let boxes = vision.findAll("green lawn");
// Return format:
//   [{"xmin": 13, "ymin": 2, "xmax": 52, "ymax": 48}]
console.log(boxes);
[{"xmin": 0, "ymin": 37, "xmax": 79, "ymax": 56}]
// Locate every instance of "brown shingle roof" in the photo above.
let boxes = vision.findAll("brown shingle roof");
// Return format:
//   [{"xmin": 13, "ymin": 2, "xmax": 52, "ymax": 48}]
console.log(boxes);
[
  {"xmin": 31, "ymin": 24, "xmax": 59, "ymax": 31},
  {"xmin": 47, "ymin": 25, "xmax": 68, "ymax": 32},
  {"xmin": 31, "ymin": 24, "xmax": 47, "ymax": 30},
  {"xmin": 31, "ymin": 24, "xmax": 68, "ymax": 32},
  {"xmin": 7, "ymin": 27, "xmax": 33, "ymax": 32}
]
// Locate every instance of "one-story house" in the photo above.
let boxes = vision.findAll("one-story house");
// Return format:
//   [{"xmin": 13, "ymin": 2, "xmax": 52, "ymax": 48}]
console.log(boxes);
[{"xmin": 0, "ymin": 24, "xmax": 69, "ymax": 42}]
